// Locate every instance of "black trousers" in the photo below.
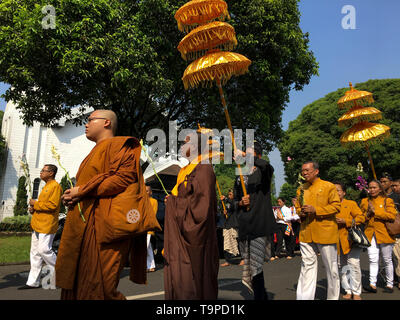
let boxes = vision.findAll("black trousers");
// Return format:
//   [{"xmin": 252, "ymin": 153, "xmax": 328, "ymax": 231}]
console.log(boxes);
[{"xmin": 275, "ymin": 223, "xmax": 295, "ymax": 257}]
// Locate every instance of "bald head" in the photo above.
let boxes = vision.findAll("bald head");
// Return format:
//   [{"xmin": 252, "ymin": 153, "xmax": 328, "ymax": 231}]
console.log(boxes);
[
  {"xmin": 85, "ymin": 109, "xmax": 118, "ymax": 143},
  {"xmin": 96, "ymin": 109, "xmax": 118, "ymax": 135}
]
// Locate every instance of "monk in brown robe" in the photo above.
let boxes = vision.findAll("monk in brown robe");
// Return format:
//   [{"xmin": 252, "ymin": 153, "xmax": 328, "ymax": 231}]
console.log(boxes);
[
  {"xmin": 55, "ymin": 110, "xmax": 147, "ymax": 300},
  {"xmin": 163, "ymin": 131, "xmax": 219, "ymax": 300}
]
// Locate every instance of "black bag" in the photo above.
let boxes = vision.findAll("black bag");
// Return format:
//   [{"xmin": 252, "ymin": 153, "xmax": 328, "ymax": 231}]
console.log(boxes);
[{"xmin": 348, "ymin": 220, "xmax": 370, "ymax": 248}]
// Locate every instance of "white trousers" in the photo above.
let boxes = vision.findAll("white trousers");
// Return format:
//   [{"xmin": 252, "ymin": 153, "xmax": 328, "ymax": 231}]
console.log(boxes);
[
  {"xmin": 392, "ymin": 238, "xmax": 400, "ymax": 277},
  {"xmin": 338, "ymin": 247, "xmax": 362, "ymax": 295},
  {"xmin": 146, "ymin": 234, "xmax": 155, "ymax": 270},
  {"xmin": 296, "ymin": 242, "xmax": 340, "ymax": 300},
  {"xmin": 367, "ymin": 235, "xmax": 394, "ymax": 287},
  {"xmin": 26, "ymin": 231, "xmax": 56, "ymax": 287}
]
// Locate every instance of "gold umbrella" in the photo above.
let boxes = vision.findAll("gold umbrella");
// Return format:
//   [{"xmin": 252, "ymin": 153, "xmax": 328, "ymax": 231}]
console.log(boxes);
[
  {"xmin": 337, "ymin": 82, "xmax": 374, "ymax": 110},
  {"xmin": 338, "ymin": 105, "xmax": 382, "ymax": 127},
  {"xmin": 340, "ymin": 122, "xmax": 390, "ymax": 147},
  {"xmin": 176, "ymin": 0, "xmax": 252, "ymax": 198},
  {"xmin": 175, "ymin": 0, "xmax": 230, "ymax": 33},
  {"xmin": 182, "ymin": 50, "xmax": 251, "ymax": 89},
  {"xmin": 178, "ymin": 21, "xmax": 237, "ymax": 61},
  {"xmin": 337, "ymin": 82, "xmax": 391, "ymax": 180}
]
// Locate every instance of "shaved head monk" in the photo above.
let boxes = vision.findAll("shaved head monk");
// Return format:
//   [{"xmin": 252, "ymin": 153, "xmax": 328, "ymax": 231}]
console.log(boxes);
[{"xmin": 55, "ymin": 109, "xmax": 149, "ymax": 300}]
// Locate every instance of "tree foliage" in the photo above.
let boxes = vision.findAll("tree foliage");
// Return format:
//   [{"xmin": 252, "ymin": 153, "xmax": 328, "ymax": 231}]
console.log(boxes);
[
  {"xmin": 0, "ymin": 0, "xmax": 317, "ymax": 152},
  {"xmin": 14, "ymin": 176, "xmax": 28, "ymax": 216},
  {"xmin": 279, "ymin": 79, "xmax": 400, "ymax": 196}
]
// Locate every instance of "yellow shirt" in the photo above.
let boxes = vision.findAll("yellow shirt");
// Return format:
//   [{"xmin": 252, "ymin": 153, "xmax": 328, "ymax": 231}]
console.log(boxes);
[
  {"xmin": 148, "ymin": 197, "xmax": 159, "ymax": 236},
  {"xmin": 31, "ymin": 179, "xmax": 62, "ymax": 234},
  {"xmin": 337, "ymin": 199, "xmax": 365, "ymax": 255},
  {"xmin": 296, "ymin": 178, "xmax": 341, "ymax": 244},
  {"xmin": 361, "ymin": 196, "xmax": 397, "ymax": 244}
]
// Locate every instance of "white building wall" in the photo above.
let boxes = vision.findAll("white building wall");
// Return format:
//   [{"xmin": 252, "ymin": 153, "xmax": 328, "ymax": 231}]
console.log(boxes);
[{"xmin": 0, "ymin": 101, "xmax": 94, "ymax": 221}]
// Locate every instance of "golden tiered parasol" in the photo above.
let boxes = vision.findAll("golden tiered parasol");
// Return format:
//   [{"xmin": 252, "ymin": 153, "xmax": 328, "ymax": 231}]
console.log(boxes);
[
  {"xmin": 338, "ymin": 82, "xmax": 391, "ymax": 179},
  {"xmin": 175, "ymin": 0, "xmax": 251, "ymax": 198}
]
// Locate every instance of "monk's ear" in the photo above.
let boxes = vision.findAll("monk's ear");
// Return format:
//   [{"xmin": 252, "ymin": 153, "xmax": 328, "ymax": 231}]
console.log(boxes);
[{"xmin": 104, "ymin": 119, "xmax": 112, "ymax": 131}]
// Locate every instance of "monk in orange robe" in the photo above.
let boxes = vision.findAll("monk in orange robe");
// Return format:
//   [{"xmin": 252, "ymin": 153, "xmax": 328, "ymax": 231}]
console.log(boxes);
[
  {"xmin": 55, "ymin": 110, "xmax": 148, "ymax": 300},
  {"xmin": 163, "ymin": 131, "xmax": 219, "ymax": 300}
]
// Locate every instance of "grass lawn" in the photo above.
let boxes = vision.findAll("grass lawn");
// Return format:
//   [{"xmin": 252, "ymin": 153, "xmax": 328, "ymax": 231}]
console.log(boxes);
[{"xmin": 0, "ymin": 235, "xmax": 31, "ymax": 264}]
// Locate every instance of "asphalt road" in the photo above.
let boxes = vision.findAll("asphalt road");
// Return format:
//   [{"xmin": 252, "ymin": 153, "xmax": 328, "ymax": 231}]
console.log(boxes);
[{"xmin": 1, "ymin": 250, "xmax": 399, "ymax": 301}]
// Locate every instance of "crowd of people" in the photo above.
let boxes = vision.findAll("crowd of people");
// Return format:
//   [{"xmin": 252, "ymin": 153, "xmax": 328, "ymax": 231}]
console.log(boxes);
[{"xmin": 16, "ymin": 109, "xmax": 400, "ymax": 301}]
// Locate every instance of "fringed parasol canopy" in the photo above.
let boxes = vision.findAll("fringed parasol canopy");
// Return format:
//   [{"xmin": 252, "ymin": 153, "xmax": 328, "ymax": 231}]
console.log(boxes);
[
  {"xmin": 340, "ymin": 121, "xmax": 391, "ymax": 148},
  {"xmin": 178, "ymin": 21, "xmax": 237, "ymax": 61},
  {"xmin": 182, "ymin": 50, "xmax": 251, "ymax": 89},
  {"xmin": 175, "ymin": 0, "xmax": 230, "ymax": 33},
  {"xmin": 338, "ymin": 105, "xmax": 382, "ymax": 127},
  {"xmin": 337, "ymin": 82, "xmax": 374, "ymax": 110}
]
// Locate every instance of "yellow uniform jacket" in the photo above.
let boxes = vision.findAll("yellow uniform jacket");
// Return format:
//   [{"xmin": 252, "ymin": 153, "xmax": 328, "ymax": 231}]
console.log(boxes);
[
  {"xmin": 31, "ymin": 179, "xmax": 62, "ymax": 234},
  {"xmin": 337, "ymin": 199, "xmax": 365, "ymax": 255},
  {"xmin": 361, "ymin": 196, "xmax": 397, "ymax": 244},
  {"xmin": 296, "ymin": 178, "xmax": 341, "ymax": 244}
]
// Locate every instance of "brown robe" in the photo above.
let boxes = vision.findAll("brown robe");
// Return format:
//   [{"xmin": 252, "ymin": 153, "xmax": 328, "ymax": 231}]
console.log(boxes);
[
  {"xmin": 55, "ymin": 136, "xmax": 147, "ymax": 300},
  {"xmin": 164, "ymin": 163, "xmax": 219, "ymax": 300}
]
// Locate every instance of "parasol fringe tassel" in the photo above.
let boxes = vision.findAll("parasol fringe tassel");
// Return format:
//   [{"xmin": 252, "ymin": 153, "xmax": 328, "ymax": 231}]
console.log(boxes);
[
  {"xmin": 176, "ymin": 2, "xmax": 230, "ymax": 33},
  {"xmin": 340, "ymin": 130, "xmax": 391, "ymax": 149},
  {"xmin": 183, "ymin": 63, "xmax": 249, "ymax": 90},
  {"xmin": 178, "ymin": 25, "xmax": 237, "ymax": 60},
  {"xmin": 338, "ymin": 112, "xmax": 382, "ymax": 127}
]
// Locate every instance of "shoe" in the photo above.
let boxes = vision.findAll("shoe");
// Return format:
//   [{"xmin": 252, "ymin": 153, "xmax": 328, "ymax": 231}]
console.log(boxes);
[
  {"xmin": 363, "ymin": 284, "xmax": 377, "ymax": 293},
  {"xmin": 383, "ymin": 286, "xmax": 394, "ymax": 293},
  {"xmin": 147, "ymin": 268, "xmax": 155, "ymax": 272},
  {"xmin": 286, "ymin": 256, "xmax": 293, "ymax": 260},
  {"xmin": 352, "ymin": 295, "xmax": 362, "ymax": 300},
  {"xmin": 239, "ymin": 260, "xmax": 245, "ymax": 266},
  {"xmin": 220, "ymin": 262, "xmax": 230, "ymax": 267},
  {"xmin": 242, "ymin": 279, "xmax": 253, "ymax": 294},
  {"xmin": 342, "ymin": 293, "xmax": 352, "ymax": 300},
  {"xmin": 17, "ymin": 284, "xmax": 40, "ymax": 290}
]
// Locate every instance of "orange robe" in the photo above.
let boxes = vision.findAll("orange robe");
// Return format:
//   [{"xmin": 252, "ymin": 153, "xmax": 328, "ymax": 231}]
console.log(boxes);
[
  {"xmin": 55, "ymin": 137, "xmax": 147, "ymax": 300},
  {"xmin": 336, "ymin": 199, "xmax": 365, "ymax": 255},
  {"xmin": 360, "ymin": 196, "xmax": 397, "ymax": 244}
]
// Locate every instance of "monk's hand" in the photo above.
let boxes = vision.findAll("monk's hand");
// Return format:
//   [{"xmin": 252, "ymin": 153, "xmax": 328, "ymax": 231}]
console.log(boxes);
[
  {"xmin": 164, "ymin": 194, "xmax": 170, "ymax": 203},
  {"xmin": 220, "ymin": 195, "xmax": 225, "ymax": 201},
  {"xmin": 301, "ymin": 205, "xmax": 316, "ymax": 219},
  {"xmin": 29, "ymin": 199, "xmax": 36, "ymax": 206},
  {"xmin": 62, "ymin": 187, "xmax": 80, "ymax": 206},
  {"xmin": 28, "ymin": 206, "xmax": 34, "ymax": 214}
]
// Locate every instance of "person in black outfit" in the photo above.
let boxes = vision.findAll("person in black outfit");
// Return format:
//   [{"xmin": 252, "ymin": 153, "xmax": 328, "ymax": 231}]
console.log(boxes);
[{"xmin": 233, "ymin": 141, "xmax": 277, "ymax": 300}]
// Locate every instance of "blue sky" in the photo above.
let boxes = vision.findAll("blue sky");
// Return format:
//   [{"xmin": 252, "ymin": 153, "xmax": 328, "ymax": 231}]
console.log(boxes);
[{"xmin": 1, "ymin": 0, "xmax": 399, "ymax": 194}]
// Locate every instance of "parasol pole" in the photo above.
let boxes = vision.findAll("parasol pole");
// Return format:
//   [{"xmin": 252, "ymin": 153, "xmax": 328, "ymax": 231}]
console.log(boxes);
[
  {"xmin": 216, "ymin": 77, "xmax": 248, "ymax": 198},
  {"xmin": 215, "ymin": 179, "xmax": 227, "ymax": 218},
  {"xmin": 365, "ymin": 143, "xmax": 377, "ymax": 180}
]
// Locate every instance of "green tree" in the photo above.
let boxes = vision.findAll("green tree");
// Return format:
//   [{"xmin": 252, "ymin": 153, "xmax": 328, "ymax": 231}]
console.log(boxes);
[
  {"xmin": 279, "ymin": 79, "xmax": 400, "ymax": 197},
  {"xmin": 14, "ymin": 176, "xmax": 28, "ymax": 216},
  {"xmin": 0, "ymin": 0, "xmax": 317, "ymax": 151},
  {"xmin": 278, "ymin": 182, "xmax": 297, "ymax": 201}
]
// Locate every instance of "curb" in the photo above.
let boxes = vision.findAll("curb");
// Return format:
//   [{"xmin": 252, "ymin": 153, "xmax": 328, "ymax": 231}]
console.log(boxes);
[
  {"xmin": 0, "ymin": 232, "xmax": 31, "ymax": 237},
  {"xmin": 0, "ymin": 261, "xmax": 30, "ymax": 266}
]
